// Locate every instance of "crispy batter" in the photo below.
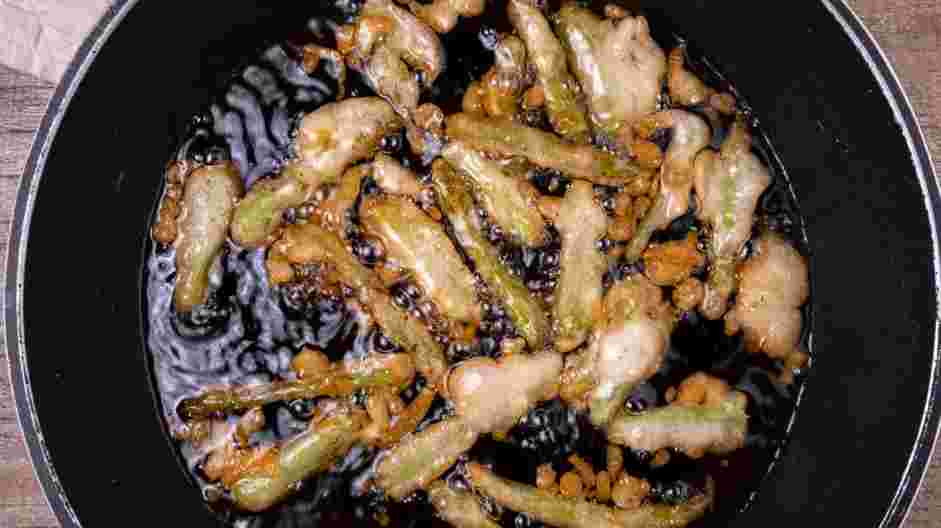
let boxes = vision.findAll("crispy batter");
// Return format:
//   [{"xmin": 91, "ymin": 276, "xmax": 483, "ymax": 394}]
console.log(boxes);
[
  {"xmin": 568, "ymin": 454, "xmax": 597, "ymax": 488},
  {"xmin": 291, "ymin": 348, "xmax": 331, "ymax": 379},
  {"xmin": 536, "ymin": 463, "xmax": 558, "ymax": 490},
  {"xmin": 611, "ymin": 474, "xmax": 650, "ymax": 510},
  {"xmin": 673, "ymin": 277, "xmax": 705, "ymax": 311},
  {"xmin": 650, "ymin": 449, "xmax": 671, "ymax": 468},
  {"xmin": 559, "ymin": 471, "xmax": 584, "ymax": 498},
  {"xmin": 642, "ymin": 233, "xmax": 705, "ymax": 286}
]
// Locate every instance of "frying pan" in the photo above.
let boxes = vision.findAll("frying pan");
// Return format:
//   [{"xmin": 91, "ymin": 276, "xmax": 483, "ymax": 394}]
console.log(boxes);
[{"xmin": 5, "ymin": 0, "xmax": 939, "ymax": 526}]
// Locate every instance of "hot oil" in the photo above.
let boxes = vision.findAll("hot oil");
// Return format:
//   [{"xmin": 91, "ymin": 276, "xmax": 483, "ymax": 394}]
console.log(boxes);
[{"xmin": 143, "ymin": 2, "xmax": 811, "ymax": 527}]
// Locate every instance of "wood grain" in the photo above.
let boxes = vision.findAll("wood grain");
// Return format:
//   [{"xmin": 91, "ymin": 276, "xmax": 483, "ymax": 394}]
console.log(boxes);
[
  {"xmin": 0, "ymin": 1, "xmax": 937, "ymax": 527},
  {"xmin": 0, "ymin": 66, "xmax": 57, "ymax": 528}
]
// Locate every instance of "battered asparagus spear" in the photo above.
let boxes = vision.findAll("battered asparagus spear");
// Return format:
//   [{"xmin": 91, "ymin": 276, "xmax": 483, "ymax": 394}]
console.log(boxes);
[
  {"xmin": 179, "ymin": 353, "xmax": 415, "ymax": 420},
  {"xmin": 275, "ymin": 222, "xmax": 448, "ymax": 385},
  {"xmin": 231, "ymin": 97, "xmax": 402, "ymax": 247},
  {"xmin": 552, "ymin": 180, "xmax": 608, "ymax": 352},
  {"xmin": 375, "ymin": 417, "xmax": 479, "ymax": 500},
  {"xmin": 607, "ymin": 376, "xmax": 748, "ymax": 457},
  {"xmin": 231, "ymin": 407, "xmax": 366, "ymax": 512},
  {"xmin": 174, "ymin": 162, "xmax": 244, "ymax": 312},
  {"xmin": 554, "ymin": 5, "xmax": 666, "ymax": 152},
  {"xmin": 446, "ymin": 113, "xmax": 649, "ymax": 186},
  {"xmin": 468, "ymin": 463, "xmax": 714, "ymax": 528},
  {"xmin": 477, "ymin": 35, "xmax": 529, "ymax": 119},
  {"xmin": 559, "ymin": 275, "xmax": 673, "ymax": 428},
  {"xmin": 625, "ymin": 110, "xmax": 711, "ymax": 262},
  {"xmin": 446, "ymin": 350, "xmax": 562, "ymax": 434},
  {"xmin": 431, "ymin": 160, "xmax": 550, "ymax": 350},
  {"xmin": 376, "ymin": 350, "xmax": 561, "ymax": 500},
  {"xmin": 230, "ymin": 175, "xmax": 310, "ymax": 249},
  {"xmin": 408, "ymin": 0, "xmax": 486, "ymax": 33},
  {"xmin": 694, "ymin": 118, "xmax": 772, "ymax": 319},
  {"xmin": 441, "ymin": 141, "xmax": 547, "ymax": 247},
  {"xmin": 508, "ymin": 0, "xmax": 590, "ymax": 141},
  {"xmin": 360, "ymin": 195, "xmax": 482, "ymax": 326}
]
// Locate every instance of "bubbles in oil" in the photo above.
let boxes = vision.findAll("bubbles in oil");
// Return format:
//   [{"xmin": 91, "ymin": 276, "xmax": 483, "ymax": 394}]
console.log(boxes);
[{"xmin": 144, "ymin": 3, "xmax": 811, "ymax": 527}]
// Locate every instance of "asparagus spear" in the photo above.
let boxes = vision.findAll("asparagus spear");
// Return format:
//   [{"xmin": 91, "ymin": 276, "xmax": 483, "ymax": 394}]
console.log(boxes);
[
  {"xmin": 231, "ymin": 409, "xmax": 365, "ymax": 512},
  {"xmin": 507, "ymin": 0, "xmax": 590, "ymax": 142},
  {"xmin": 445, "ymin": 113, "xmax": 649, "ymax": 186},
  {"xmin": 431, "ymin": 160, "xmax": 550, "ymax": 350},
  {"xmin": 441, "ymin": 142, "xmax": 547, "ymax": 247},
  {"xmin": 230, "ymin": 174, "xmax": 310, "ymax": 249},
  {"xmin": 376, "ymin": 417, "xmax": 479, "ymax": 500},
  {"xmin": 552, "ymin": 180, "xmax": 608, "ymax": 353},
  {"xmin": 607, "ymin": 393, "xmax": 748, "ymax": 456},
  {"xmin": 360, "ymin": 195, "xmax": 481, "ymax": 326},
  {"xmin": 468, "ymin": 463, "xmax": 714, "ymax": 528},
  {"xmin": 179, "ymin": 353, "xmax": 415, "ymax": 420},
  {"xmin": 231, "ymin": 97, "xmax": 402, "ymax": 248},
  {"xmin": 175, "ymin": 162, "xmax": 244, "ymax": 312},
  {"xmin": 276, "ymin": 222, "xmax": 448, "ymax": 385}
]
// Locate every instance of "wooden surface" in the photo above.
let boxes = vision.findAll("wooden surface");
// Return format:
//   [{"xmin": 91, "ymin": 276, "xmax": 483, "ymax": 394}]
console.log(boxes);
[{"xmin": 0, "ymin": 1, "xmax": 938, "ymax": 527}]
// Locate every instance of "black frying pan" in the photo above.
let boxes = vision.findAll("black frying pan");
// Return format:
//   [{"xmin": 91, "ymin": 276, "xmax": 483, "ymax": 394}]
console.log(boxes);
[{"xmin": 5, "ymin": 1, "xmax": 939, "ymax": 527}]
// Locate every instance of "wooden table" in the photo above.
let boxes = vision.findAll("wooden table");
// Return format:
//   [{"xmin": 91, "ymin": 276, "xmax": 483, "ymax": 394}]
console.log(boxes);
[{"xmin": 0, "ymin": 1, "xmax": 938, "ymax": 526}]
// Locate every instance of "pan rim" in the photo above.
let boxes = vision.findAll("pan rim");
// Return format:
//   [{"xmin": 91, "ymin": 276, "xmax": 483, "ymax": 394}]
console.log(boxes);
[
  {"xmin": 818, "ymin": 2, "xmax": 941, "ymax": 527},
  {"xmin": 3, "ymin": 1, "xmax": 938, "ymax": 527}
]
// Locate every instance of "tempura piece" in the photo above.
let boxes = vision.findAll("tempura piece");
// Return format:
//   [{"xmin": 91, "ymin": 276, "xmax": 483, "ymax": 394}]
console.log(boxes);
[
  {"xmin": 725, "ymin": 233, "xmax": 809, "ymax": 360},
  {"xmin": 463, "ymin": 81, "xmax": 486, "ymax": 116},
  {"xmin": 468, "ymin": 463, "xmax": 714, "ymax": 528},
  {"xmin": 432, "ymin": 160, "xmax": 550, "ymax": 349},
  {"xmin": 179, "ymin": 353, "xmax": 415, "ymax": 420},
  {"xmin": 442, "ymin": 141, "xmax": 547, "ymax": 246},
  {"xmin": 694, "ymin": 118, "xmax": 772, "ymax": 319},
  {"xmin": 407, "ymin": 102, "xmax": 448, "ymax": 158},
  {"xmin": 625, "ymin": 110, "xmax": 711, "ymax": 261},
  {"xmin": 152, "ymin": 161, "xmax": 189, "ymax": 245},
  {"xmin": 231, "ymin": 405, "xmax": 366, "ymax": 512},
  {"xmin": 552, "ymin": 181, "xmax": 608, "ymax": 352},
  {"xmin": 672, "ymin": 277, "xmax": 705, "ymax": 312},
  {"xmin": 608, "ymin": 373, "xmax": 748, "ymax": 457},
  {"xmin": 480, "ymin": 35, "xmax": 529, "ymax": 119},
  {"xmin": 561, "ymin": 275, "xmax": 673, "ymax": 427},
  {"xmin": 231, "ymin": 175, "xmax": 311, "ymax": 250},
  {"xmin": 667, "ymin": 46, "xmax": 736, "ymax": 115},
  {"xmin": 339, "ymin": 0, "xmax": 444, "ymax": 119},
  {"xmin": 445, "ymin": 351, "xmax": 562, "ymax": 434},
  {"xmin": 175, "ymin": 162, "xmax": 244, "ymax": 312},
  {"xmin": 202, "ymin": 408, "xmax": 269, "ymax": 487},
  {"xmin": 231, "ymin": 97, "xmax": 401, "ymax": 247},
  {"xmin": 274, "ymin": 222, "xmax": 448, "ymax": 385},
  {"xmin": 428, "ymin": 481, "xmax": 500, "ymax": 528},
  {"xmin": 508, "ymin": 0, "xmax": 590, "ymax": 141},
  {"xmin": 364, "ymin": 44, "xmax": 421, "ymax": 121},
  {"xmin": 375, "ymin": 417, "xmax": 479, "ymax": 500},
  {"xmin": 377, "ymin": 386, "xmax": 437, "ymax": 448},
  {"xmin": 446, "ymin": 113, "xmax": 648, "ymax": 186},
  {"xmin": 313, "ymin": 164, "xmax": 367, "ymax": 233},
  {"xmin": 610, "ymin": 473, "xmax": 651, "ymax": 510},
  {"xmin": 408, "ymin": 0, "xmax": 486, "ymax": 33},
  {"xmin": 360, "ymin": 195, "xmax": 481, "ymax": 326},
  {"xmin": 554, "ymin": 6, "xmax": 667, "ymax": 151},
  {"xmin": 373, "ymin": 152, "xmax": 423, "ymax": 197}
]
